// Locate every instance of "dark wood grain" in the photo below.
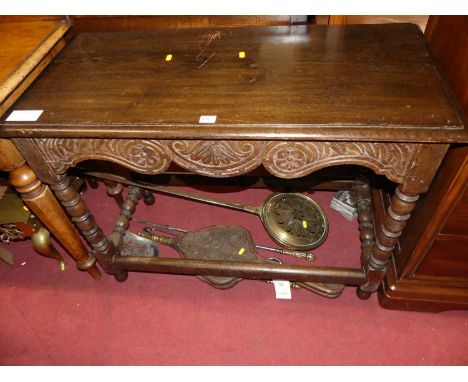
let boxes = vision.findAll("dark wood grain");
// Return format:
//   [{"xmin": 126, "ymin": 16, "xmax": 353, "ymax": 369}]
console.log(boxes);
[
  {"xmin": 415, "ymin": 234, "xmax": 468, "ymax": 279},
  {"xmin": 392, "ymin": 146, "xmax": 468, "ymax": 278},
  {"xmin": 0, "ymin": 17, "xmax": 100, "ymax": 279},
  {"xmin": 440, "ymin": 188, "xmax": 468, "ymax": 236},
  {"xmin": 377, "ymin": 16, "xmax": 468, "ymax": 312},
  {"xmin": 113, "ymin": 256, "xmax": 367, "ymax": 285},
  {"xmin": 425, "ymin": 16, "xmax": 468, "ymax": 115},
  {"xmin": 0, "ymin": 140, "xmax": 100, "ymax": 279},
  {"xmin": 2, "ymin": 21, "xmax": 464, "ymax": 300},
  {"xmin": 1, "ymin": 24, "xmax": 465, "ymax": 143},
  {"xmin": 375, "ymin": 187, "xmax": 468, "ymax": 312}
]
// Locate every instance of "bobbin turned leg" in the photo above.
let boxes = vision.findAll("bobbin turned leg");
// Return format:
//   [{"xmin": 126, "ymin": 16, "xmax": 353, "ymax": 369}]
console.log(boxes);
[
  {"xmin": 103, "ymin": 179, "xmax": 124, "ymax": 207},
  {"xmin": 0, "ymin": 139, "xmax": 101, "ymax": 279},
  {"xmin": 357, "ymin": 185, "xmax": 419, "ymax": 299},
  {"xmin": 143, "ymin": 190, "xmax": 155, "ymax": 205},
  {"xmin": 107, "ymin": 186, "xmax": 144, "ymax": 282},
  {"xmin": 351, "ymin": 178, "xmax": 376, "ymax": 299},
  {"xmin": 70, "ymin": 176, "xmax": 87, "ymax": 195},
  {"xmin": 87, "ymin": 177, "xmax": 99, "ymax": 189},
  {"xmin": 51, "ymin": 174, "xmax": 118, "ymax": 274}
]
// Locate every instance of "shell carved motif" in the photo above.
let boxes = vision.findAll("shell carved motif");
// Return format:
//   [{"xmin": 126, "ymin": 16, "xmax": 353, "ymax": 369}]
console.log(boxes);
[
  {"xmin": 167, "ymin": 140, "xmax": 264, "ymax": 177},
  {"xmin": 28, "ymin": 138, "xmax": 419, "ymax": 183}
]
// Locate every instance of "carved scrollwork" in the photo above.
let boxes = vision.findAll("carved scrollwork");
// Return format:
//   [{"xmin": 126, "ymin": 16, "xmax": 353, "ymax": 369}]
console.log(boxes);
[
  {"xmin": 32, "ymin": 138, "xmax": 172, "ymax": 175},
  {"xmin": 22, "ymin": 138, "xmax": 419, "ymax": 184},
  {"xmin": 262, "ymin": 142, "xmax": 421, "ymax": 183},
  {"xmin": 167, "ymin": 140, "xmax": 264, "ymax": 177}
]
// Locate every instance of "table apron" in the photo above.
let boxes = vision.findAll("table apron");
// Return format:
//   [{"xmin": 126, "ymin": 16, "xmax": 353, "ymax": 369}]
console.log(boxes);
[{"xmin": 11, "ymin": 138, "xmax": 448, "ymax": 191}]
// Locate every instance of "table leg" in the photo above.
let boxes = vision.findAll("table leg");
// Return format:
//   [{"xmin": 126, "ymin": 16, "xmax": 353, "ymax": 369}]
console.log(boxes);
[
  {"xmin": 103, "ymin": 179, "xmax": 124, "ymax": 207},
  {"xmin": 50, "ymin": 174, "xmax": 122, "ymax": 277},
  {"xmin": 357, "ymin": 185, "xmax": 419, "ymax": 299},
  {"xmin": 143, "ymin": 190, "xmax": 155, "ymax": 205},
  {"xmin": 0, "ymin": 139, "xmax": 101, "ymax": 279}
]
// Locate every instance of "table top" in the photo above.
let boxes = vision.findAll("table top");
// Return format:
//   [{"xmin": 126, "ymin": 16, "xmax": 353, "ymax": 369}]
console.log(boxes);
[
  {"xmin": 0, "ymin": 18, "xmax": 69, "ymax": 108},
  {"xmin": 1, "ymin": 23, "xmax": 466, "ymax": 143}
]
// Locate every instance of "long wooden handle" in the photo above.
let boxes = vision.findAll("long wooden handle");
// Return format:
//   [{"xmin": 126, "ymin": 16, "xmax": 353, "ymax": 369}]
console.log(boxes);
[{"xmin": 85, "ymin": 172, "xmax": 260, "ymax": 215}]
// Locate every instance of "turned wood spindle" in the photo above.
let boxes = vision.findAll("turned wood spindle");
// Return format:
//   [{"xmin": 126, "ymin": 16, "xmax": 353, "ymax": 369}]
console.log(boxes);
[
  {"xmin": 357, "ymin": 185, "xmax": 419, "ymax": 299},
  {"xmin": 0, "ymin": 140, "xmax": 101, "ymax": 279},
  {"xmin": 109, "ymin": 185, "xmax": 144, "ymax": 282},
  {"xmin": 103, "ymin": 179, "xmax": 124, "ymax": 207},
  {"xmin": 351, "ymin": 179, "xmax": 375, "ymax": 267},
  {"xmin": 51, "ymin": 174, "xmax": 116, "ymax": 271},
  {"xmin": 143, "ymin": 190, "xmax": 155, "ymax": 205}
]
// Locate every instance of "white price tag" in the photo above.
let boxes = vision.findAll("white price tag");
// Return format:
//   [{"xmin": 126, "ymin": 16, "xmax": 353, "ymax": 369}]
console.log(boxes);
[
  {"xmin": 199, "ymin": 115, "xmax": 217, "ymax": 124},
  {"xmin": 272, "ymin": 280, "xmax": 292, "ymax": 300},
  {"xmin": 6, "ymin": 110, "xmax": 43, "ymax": 122}
]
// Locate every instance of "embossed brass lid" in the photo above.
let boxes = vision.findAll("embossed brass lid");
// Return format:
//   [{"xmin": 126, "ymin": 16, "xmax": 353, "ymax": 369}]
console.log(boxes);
[{"xmin": 261, "ymin": 193, "xmax": 328, "ymax": 250}]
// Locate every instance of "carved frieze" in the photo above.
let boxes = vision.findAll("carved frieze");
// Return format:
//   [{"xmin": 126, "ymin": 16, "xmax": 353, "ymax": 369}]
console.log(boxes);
[
  {"xmin": 31, "ymin": 138, "xmax": 172, "ymax": 175},
  {"xmin": 262, "ymin": 142, "xmax": 421, "ymax": 183},
  {"xmin": 167, "ymin": 140, "xmax": 264, "ymax": 177},
  {"xmin": 22, "ymin": 138, "xmax": 420, "ymax": 184}
]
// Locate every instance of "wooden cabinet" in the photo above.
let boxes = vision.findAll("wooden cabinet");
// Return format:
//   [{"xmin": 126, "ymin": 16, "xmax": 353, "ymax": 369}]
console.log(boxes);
[{"xmin": 378, "ymin": 16, "xmax": 468, "ymax": 312}]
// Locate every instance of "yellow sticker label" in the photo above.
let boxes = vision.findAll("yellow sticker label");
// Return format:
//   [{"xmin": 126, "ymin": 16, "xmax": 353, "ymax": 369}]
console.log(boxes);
[
  {"xmin": 238, "ymin": 247, "xmax": 245, "ymax": 255},
  {"xmin": 23, "ymin": 206, "xmax": 29, "ymax": 211},
  {"xmin": 302, "ymin": 220, "xmax": 308, "ymax": 228},
  {"xmin": 165, "ymin": 54, "xmax": 173, "ymax": 61},
  {"xmin": 239, "ymin": 51, "xmax": 246, "ymax": 59}
]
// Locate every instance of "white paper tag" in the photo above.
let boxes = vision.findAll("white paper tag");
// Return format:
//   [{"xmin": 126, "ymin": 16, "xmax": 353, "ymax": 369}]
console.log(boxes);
[
  {"xmin": 6, "ymin": 110, "xmax": 43, "ymax": 122},
  {"xmin": 199, "ymin": 115, "xmax": 217, "ymax": 124},
  {"xmin": 272, "ymin": 280, "xmax": 292, "ymax": 300}
]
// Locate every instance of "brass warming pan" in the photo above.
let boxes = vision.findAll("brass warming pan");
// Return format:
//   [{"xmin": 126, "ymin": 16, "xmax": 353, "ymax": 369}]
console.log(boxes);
[{"xmin": 86, "ymin": 172, "xmax": 329, "ymax": 250}]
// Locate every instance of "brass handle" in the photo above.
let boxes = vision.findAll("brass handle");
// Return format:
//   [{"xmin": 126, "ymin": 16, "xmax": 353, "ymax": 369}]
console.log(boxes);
[
  {"xmin": 138, "ymin": 231, "xmax": 174, "ymax": 246},
  {"xmin": 255, "ymin": 245, "xmax": 315, "ymax": 261}
]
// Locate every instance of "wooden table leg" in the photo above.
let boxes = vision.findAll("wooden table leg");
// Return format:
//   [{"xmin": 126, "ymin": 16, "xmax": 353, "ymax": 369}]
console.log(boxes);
[
  {"xmin": 0, "ymin": 139, "xmax": 101, "ymax": 279},
  {"xmin": 143, "ymin": 190, "xmax": 155, "ymax": 205},
  {"xmin": 50, "ymin": 174, "xmax": 120, "ymax": 277},
  {"xmin": 357, "ymin": 185, "xmax": 419, "ymax": 299},
  {"xmin": 103, "ymin": 179, "xmax": 124, "ymax": 207}
]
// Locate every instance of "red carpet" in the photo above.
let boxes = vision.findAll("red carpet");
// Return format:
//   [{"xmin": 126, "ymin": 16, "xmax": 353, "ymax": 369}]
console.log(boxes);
[{"xmin": 0, "ymin": 183, "xmax": 467, "ymax": 365}]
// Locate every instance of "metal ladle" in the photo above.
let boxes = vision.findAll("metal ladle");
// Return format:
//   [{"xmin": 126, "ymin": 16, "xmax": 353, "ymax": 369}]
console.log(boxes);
[{"xmin": 85, "ymin": 172, "xmax": 329, "ymax": 250}]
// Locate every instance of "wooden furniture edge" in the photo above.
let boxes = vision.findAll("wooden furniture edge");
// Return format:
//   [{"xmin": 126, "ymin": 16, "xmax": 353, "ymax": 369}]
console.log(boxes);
[
  {"xmin": 373, "ymin": 188, "xmax": 468, "ymax": 312},
  {"xmin": 0, "ymin": 18, "xmax": 100, "ymax": 279},
  {"xmin": 0, "ymin": 18, "xmax": 71, "ymax": 105}
]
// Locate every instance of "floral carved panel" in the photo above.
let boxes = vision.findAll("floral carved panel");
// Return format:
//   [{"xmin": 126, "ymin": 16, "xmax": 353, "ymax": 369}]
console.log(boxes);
[
  {"xmin": 26, "ymin": 138, "xmax": 420, "ymax": 184},
  {"xmin": 31, "ymin": 138, "xmax": 172, "ymax": 175},
  {"xmin": 262, "ymin": 142, "xmax": 421, "ymax": 183}
]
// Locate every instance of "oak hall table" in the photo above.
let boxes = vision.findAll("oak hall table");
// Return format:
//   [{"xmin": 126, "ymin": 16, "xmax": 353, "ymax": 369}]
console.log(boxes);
[{"xmin": 1, "ymin": 24, "xmax": 466, "ymax": 299}]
